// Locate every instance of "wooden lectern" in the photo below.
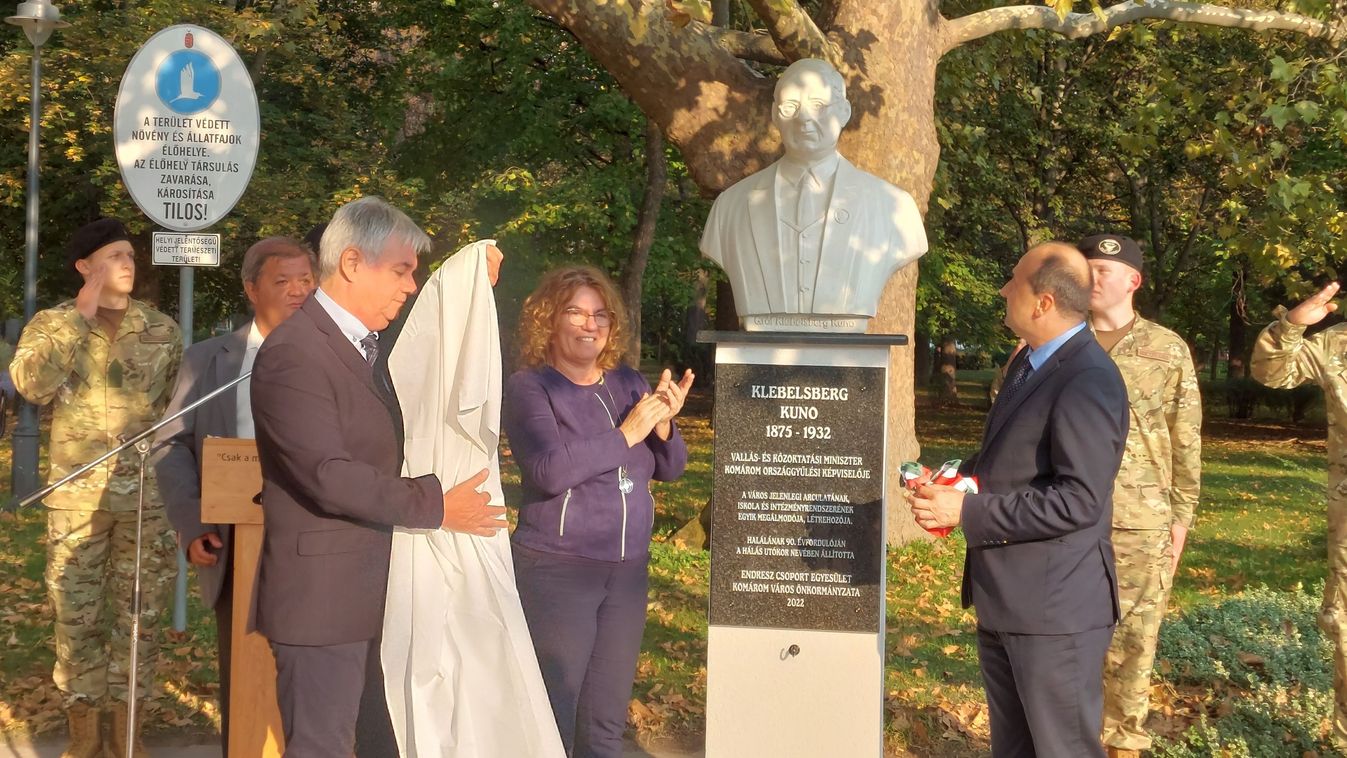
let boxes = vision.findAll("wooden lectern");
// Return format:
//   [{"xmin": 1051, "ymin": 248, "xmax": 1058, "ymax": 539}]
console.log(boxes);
[{"xmin": 201, "ymin": 437, "xmax": 284, "ymax": 757}]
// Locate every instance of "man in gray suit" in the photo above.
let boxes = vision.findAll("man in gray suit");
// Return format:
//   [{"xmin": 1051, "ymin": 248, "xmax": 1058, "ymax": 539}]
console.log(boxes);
[
  {"xmin": 911, "ymin": 242, "xmax": 1129, "ymax": 757},
  {"xmin": 153, "ymin": 236, "xmax": 317, "ymax": 751},
  {"xmin": 249, "ymin": 197, "xmax": 506, "ymax": 756}
]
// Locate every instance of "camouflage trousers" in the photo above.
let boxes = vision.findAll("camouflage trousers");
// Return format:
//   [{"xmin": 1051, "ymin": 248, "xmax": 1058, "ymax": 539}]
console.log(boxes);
[
  {"xmin": 1323, "ymin": 492, "xmax": 1347, "ymax": 752},
  {"xmin": 1101, "ymin": 528, "xmax": 1172, "ymax": 751},
  {"xmin": 45, "ymin": 507, "xmax": 177, "ymax": 706}
]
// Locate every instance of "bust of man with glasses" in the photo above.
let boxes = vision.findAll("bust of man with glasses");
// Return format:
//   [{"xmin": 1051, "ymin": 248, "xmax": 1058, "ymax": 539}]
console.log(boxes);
[{"xmin": 701, "ymin": 58, "xmax": 928, "ymax": 333}]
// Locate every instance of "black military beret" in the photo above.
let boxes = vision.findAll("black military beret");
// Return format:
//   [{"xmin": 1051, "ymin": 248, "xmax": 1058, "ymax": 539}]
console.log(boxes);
[
  {"xmin": 66, "ymin": 218, "xmax": 131, "ymax": 272},
  {"xmin": 1078, "ymin": 233, "xmax": 1144, "ymax": 274}
]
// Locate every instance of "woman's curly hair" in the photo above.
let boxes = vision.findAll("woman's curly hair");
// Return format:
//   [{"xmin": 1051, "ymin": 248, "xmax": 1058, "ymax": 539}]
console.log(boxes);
[{"xmin": 517, "ymin": 265, "xmax": 629, "ymax": 371}]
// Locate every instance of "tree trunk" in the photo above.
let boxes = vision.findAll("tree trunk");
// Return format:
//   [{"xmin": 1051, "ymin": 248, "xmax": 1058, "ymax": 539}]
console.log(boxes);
[
  {"xmin": 839, "ymin": 2, "xmax": 944, "ymax": 545},
  {"xmin": 935, "ymin": 335, "xmax": 959, "ymax": 405},
  {"xmin": 913, "ymin": 327, "xmax": 932, "ymax": 387},
  {"xmin": 684, "ymin": 268, "xmax": 713, "ymax": 377},
  {"xmin": 714, "ymin": 279, "xmax": 738, "ymax": 332},
  {"xmin": 620, "ymin": 122, "xmax": 669, "ymax": 362},
  {"xmin": 1228, "ymin": 264, "xmax": 1248, "ymax": 381}
]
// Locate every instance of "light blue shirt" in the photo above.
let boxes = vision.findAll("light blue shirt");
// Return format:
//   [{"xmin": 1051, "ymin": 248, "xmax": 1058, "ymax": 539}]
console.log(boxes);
[
  {"xmin": 1027, "ymin": 321, "xmax": 1087, "ymax": 371},
  {"xmin": 314, "ymin": 287, "xmax": 376, "ymax": 361}
]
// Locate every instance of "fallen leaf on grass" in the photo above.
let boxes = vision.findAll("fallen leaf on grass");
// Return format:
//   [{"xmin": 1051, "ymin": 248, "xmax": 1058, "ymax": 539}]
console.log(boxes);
[{"xmin": 1236, "ymin": 652, "xmax": 1266, "ymax": 667}]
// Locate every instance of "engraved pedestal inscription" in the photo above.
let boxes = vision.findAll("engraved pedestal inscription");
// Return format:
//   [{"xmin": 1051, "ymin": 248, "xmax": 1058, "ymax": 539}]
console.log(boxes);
[
  {"xmin": 709, "ymin": 362, "xmax": 885, "ymax": 632},
  {"xmin": 702, "ymin": 337, "xmax": 899, "ymax": 758}
]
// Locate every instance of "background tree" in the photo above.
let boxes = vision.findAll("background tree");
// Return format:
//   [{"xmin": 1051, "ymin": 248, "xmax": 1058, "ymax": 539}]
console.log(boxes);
[{"xmin": 515, "ymin": 0, "xmax": 1341, "ymax": 541}]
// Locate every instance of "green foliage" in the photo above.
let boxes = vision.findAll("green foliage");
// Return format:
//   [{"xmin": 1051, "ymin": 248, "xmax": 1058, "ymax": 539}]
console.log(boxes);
[
  {"xmin": 1154, "ymin": 584, "xmax": 1334, "ymax": 755},
  {"xmin": 931, "ymin": 3, "xmax": 1347, "ymax": 371},
  {"xmin": 0, "ymin": 0, "xmax": 433, "ymax": 331},
  {"xmin": 0, "ymin": 0, "xmax": 712, "ymax": 357},
  {"xmin": 1159, "ymin": 583, "xmax": 1331, "ymax": 690},
  {"xmin": 381, "ymin": 0, "xmax": 711, "ymax": 362}
]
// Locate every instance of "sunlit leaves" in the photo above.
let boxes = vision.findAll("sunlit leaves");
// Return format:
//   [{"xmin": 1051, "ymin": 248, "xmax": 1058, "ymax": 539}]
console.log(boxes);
[{"xmin": 666, "ymin": 0, "xmax": 714, "ymax": 27}]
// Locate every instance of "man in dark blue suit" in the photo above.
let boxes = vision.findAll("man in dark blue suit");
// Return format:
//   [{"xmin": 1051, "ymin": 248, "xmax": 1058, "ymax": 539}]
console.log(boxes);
[{"xmin": 911, "ymin": 241, "xmax": 1129, "ymax": 757}]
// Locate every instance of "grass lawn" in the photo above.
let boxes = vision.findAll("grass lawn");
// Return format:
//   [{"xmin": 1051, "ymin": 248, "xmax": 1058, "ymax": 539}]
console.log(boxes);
[{"xmin": 0, "ymin": 370, "xmax": 1337, "ymax": 755}]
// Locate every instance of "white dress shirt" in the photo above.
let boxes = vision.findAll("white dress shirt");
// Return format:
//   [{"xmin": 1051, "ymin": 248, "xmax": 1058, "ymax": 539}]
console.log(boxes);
[
  {"xmin": 235, "ymin": 320, "xmax": 265, "ymax": 439},
  {"xmin": 315, "ymin": 286, "xmax": 376, "ymax": 361}
]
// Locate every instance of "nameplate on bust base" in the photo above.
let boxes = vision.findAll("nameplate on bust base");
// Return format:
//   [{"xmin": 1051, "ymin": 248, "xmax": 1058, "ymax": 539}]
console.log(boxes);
[{"xmin": 742, "ymin": 314, "xmax": 867, "ymax": 333}]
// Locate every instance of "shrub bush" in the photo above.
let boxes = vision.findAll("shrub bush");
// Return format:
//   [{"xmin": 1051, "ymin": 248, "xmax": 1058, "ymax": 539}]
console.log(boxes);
[{"xmin": 1152, "ymin": 583, "xmax": 1334, "ymax": 755}]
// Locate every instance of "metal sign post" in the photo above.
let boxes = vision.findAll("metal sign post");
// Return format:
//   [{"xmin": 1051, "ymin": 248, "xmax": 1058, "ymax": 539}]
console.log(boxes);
[{"xmin": 111, "ymin": 22, "xmax": 260, "ymax": 693}]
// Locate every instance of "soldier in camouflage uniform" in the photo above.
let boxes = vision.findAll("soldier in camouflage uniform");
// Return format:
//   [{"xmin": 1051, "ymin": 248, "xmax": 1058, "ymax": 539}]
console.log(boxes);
[
  {"xmin": 1252, "ymin": 278, "xmax": 1347, "ymax": 753},
  {"xmin": 9, "ymin": 219, "xmax": 182, "ymax": 758},
  {"xmin": 1081, "ymin": 234, "xmax": 1202, "ymax": 758}
]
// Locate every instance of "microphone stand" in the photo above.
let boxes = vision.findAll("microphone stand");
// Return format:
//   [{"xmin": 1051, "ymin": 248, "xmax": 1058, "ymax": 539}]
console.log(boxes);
[
  {"xmin": 7, "ymin": 370, "xmax": 252, "ymax": 753},
  {"xmin": 9, "ymin": 371, "xmax": 250, "ymax": 510}
]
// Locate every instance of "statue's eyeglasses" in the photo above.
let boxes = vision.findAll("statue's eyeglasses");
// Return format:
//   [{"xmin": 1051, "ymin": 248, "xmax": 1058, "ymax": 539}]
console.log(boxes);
[{"xmin": 776, "ymin": 100, "xmax": 836, "ymax": 120}]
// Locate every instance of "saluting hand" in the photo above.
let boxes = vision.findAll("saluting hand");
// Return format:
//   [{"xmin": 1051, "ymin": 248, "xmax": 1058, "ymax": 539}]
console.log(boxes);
[
  {"xmin": 75, "ymin": 263, "xmax": 107, "ymax": 321},
  {"xmin": 441, "ymin": 468, "xmax": 507, "ymax": 537},
  {"xmin": 1287, "ymin": 281, "xmax": 1340, "ymax": 326}
]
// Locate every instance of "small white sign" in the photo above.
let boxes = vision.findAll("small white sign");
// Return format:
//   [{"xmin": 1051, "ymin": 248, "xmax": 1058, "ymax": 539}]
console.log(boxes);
[
  {"xmin": 153, "ymin": 232, "xmax": 221, "ymax": 266},
  {"xmin": 114, "ymin": 25, "xmax": 260, "ymax": 232}
]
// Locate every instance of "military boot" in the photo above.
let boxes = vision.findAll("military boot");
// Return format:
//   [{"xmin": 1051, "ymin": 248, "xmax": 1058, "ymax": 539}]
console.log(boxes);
[
  {"xmin": 61, "ymin": 700, "xmax": 102, "ymax": 758},
  {"xmin": 105, "ymin": 702, "xmax": 150, "ymax": 758},
  {"xmin": 1106, "ymin": 748, "xmax": 1141, "ymax": 758}
]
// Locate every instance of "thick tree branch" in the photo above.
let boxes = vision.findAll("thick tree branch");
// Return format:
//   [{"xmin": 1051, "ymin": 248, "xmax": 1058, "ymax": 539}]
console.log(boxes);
[
  {"xmin": 704, "ymin": 27, "xmax": 790, "ymax": 65},
  {"xmin": 943, "ymin": 1, "xmax": 1344, "ymax": 54},
  {"xmin": 526, "ymin": 0, "xmax": 777, "ymax": 191},
  {"xmin": 743, "ymin": 0, "xmax": 840, "ymax": 64}
]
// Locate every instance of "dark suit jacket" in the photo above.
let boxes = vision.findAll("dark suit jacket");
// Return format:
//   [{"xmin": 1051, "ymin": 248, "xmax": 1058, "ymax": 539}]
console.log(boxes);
[
  {"xmin": 153, "ymin": 325, "xmax": 248, "ymax": 609},
  {"xmin": 959, "ymin": 327, "xmax": 1129, "ymax": 635},
  {"xmin": 249, "ymin": 295, "xmax": 442, "ymax": 646}
]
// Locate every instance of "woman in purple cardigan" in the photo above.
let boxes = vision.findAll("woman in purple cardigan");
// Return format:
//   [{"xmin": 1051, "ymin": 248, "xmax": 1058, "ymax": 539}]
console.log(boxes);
[{"xmin": 505, "ymin": 266, "xmax": 694, "ymax": 758}]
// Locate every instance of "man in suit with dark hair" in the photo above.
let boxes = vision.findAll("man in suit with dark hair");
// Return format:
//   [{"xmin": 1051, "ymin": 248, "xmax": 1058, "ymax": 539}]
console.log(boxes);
[
  {"xmin": 911, "ymin": 241, "xmax": 1129, "ymax": 757},
  {"xmin": 249, "ymin": 197, "xmax": 507, "ymax": 756},
  {"xmin": 153, "ymin": 236, "xmax": 317, "ymax": 751}
]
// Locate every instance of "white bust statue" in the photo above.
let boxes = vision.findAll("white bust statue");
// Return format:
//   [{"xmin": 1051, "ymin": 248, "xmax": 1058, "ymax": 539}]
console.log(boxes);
[{"xmin": 700, "ymin": 59, "xmax": 928, "ymax": 333}]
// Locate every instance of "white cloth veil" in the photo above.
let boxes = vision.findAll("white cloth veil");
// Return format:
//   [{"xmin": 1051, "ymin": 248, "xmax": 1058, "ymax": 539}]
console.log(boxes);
[{"xmin": 382, "ymin": 240, "xmax": 564, "ymax": 757}]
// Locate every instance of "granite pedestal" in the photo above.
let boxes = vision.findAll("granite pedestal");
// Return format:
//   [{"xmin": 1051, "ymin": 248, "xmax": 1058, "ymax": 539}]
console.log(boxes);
[{"xmin": 699, "ymin": 331, "xmax": 905, "ymax": 758}]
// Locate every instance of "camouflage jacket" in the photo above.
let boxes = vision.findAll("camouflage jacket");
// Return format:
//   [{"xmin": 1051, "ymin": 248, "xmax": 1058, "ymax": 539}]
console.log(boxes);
[
  {"xmin": 1251, "ymin": 308, "xmax": 1347, "ymax": 494},
  {"xmin": 9, "ymin": 299, "xmax": 182, "ymax": 511},
  {"xmin": 1101, "ymin": 316, "xmax": 1202, "ymax": 530}
]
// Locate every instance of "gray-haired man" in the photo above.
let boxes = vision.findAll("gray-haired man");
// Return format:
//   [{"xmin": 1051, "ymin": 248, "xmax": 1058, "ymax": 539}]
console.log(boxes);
[{"xmin": 248, "ymin": 197, "xmax": 505, "ymax": 755}]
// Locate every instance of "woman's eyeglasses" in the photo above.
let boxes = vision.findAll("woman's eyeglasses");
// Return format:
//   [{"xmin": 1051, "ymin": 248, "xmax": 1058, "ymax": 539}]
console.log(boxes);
[{"xmin": 563, "ymin": 308, "xmax": 613, "ymax": 328}]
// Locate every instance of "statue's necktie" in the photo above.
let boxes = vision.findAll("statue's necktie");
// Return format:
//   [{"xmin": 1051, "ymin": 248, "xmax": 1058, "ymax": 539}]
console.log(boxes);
[{"xmin": 796, "ymin": 169, "xmax": 825, "ymax": 227}]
